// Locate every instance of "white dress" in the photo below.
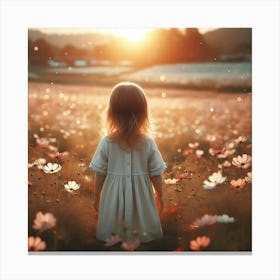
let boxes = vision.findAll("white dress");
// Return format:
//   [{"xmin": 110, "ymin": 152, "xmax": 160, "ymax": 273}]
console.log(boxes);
[{"xmin": 89, "ymin": 136, "xmax": 166, "ymax": 242}]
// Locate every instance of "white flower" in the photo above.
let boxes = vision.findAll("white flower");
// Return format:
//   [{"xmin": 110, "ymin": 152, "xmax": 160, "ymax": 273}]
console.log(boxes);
[
  {"xmin": 203, "ymin": 180, "xmax": 217, "ymax": 190},
  {"xmin": 245, "ymin": 172, "xmax": 252, "ymax": 183},
  {"xmin": 28, "ymin": 236, "xmax": 46, "ymax": 251},
  {"xmin": 217, "ymin": 214, "xmax": 235, "ymax": 223},
  {"xmin": 64, "ymin": 181, "xmax": 80, "ymax": 192},
  {"xmin": 232, "ymin": 154, "xmax": 252, "ymax": 169},
  {"xmin": 36, "ymin": 137, "xmax": 49, "ymax": 148},
  {"xmin": 121, "ymin": 238, "xmax": 141, "ymax": 251},
  {"xmin": 217, "ymin": 148, "xmax": 236, "ymax": 159},
  {"xmin": 235, "ymin": 136, "xmax": 248, "ymax": 144},
  {"xmin": 222, "ymin": 160, "xmax": 231, "ymax": 167},
  {"xmin": 48, "ymin": 145, "xmax": 58, "ymax": 152},
  {"xmin": 192, "ymin": 214, "xmax": 219, "ymax": 228},
  {"xmin": 208, "ymin": 171, "xmax": 227, "ymax": 184},
  {"xmin": 188, "ymin": 142, "xmax": 199, "ymax": 149},
  {"xmin": 34, "ymin": 158, "xmax": 47, "ymax": 169},
  {"xmin": 104, "ymin": 234, "xmax": 121, "ymax": 246},
  {"xmin": 42, "ymin": 162, "xmax": 62, "ymax": 174},
  {"xmin": 196, "ymin": 149, "xmax": 204, "ymax": 158},
  {"xmin": 33, "ymin": 211, "xmax": 57, "ymax": 232},
  {"xmin": 164, "ymin": 178, "xmax": 179, "ymax": 185},
  {"xmin": 218, "ymin": 160, "xmax": 231, "ymax": 169},
  {"xmin": 34, "ymin": 158, "xmax": 47, "ymax": 165},
  {"xmin": 227, "ymin": 142, "xmax": 236, "ymax": 149},
  {"xmin": 192, "ymin": 214, "xmax": 235, "ymax": 229}
]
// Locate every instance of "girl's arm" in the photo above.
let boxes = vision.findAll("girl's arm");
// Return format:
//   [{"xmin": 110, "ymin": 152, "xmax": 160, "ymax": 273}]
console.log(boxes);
[
  {"xmin": 94, "ymin": 173, "xmax": 106, "ymax": 211},
  {"xmin": 151, "ymin": 174, "xmax": 164, "ymax": 214}
]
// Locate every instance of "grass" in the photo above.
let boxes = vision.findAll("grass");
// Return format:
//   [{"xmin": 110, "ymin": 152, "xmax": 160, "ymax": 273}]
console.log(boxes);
[{"xmin": 28, "ymin": 81, "xmax": 252, "ymax": 252}]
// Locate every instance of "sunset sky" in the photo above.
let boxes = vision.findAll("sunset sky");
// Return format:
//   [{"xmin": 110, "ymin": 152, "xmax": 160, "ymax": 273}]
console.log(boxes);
[{"xmin": 37, "ymin": 28, "xmax": 217, "ymax": 42}]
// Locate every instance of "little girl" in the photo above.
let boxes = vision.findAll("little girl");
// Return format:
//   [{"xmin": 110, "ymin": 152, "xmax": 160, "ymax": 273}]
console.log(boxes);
[{"xmin": 89, "ymin": 82, "xmax": 166, "ymax": 243}]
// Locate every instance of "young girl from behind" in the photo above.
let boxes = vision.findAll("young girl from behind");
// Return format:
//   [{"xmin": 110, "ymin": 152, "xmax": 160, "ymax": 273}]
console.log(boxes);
[{"xmin": 89, "ymin": 82, "xmax": 166, "ymax": 245}]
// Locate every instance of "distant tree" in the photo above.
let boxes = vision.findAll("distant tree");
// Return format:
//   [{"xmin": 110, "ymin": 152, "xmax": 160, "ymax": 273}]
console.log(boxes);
[
  {"xmin": 233, "ymin": 42, "xmax": 251, "ymax": 54},
  {"xmin": 29, "ymin": 39, "xmax": 54, "ymax": 65},
  {"xmin": 183, "ymin": 28, "xmax": 210, "ymax": 62},
  {"xmin": 61, "ymin": 44, "xmax": 81, "ymax": 57},
  {"xmin": 28, "ymin": 39, "xmax": 33, "ymax": 63}
]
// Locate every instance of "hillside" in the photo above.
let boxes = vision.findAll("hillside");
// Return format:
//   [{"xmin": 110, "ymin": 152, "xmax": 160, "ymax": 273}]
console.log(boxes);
[{"xmin": 204, "ymin": 28, "xmax": 252, "ymax": 54}]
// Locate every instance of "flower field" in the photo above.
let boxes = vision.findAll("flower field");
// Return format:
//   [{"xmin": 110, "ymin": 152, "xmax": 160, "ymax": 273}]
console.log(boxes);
[{"xmin": 28, "ymin": 81, "xmax": 252, "ymax": 252}]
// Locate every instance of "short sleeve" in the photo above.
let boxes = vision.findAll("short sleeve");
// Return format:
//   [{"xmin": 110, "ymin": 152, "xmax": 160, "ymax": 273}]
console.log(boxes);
[
  {"xmin": 89, "ymin": 137, "xmax": 108, "ymax": 174},
  {"xmin": 148, "ymin": 139, "xmax": 166, "ymax": 177}
]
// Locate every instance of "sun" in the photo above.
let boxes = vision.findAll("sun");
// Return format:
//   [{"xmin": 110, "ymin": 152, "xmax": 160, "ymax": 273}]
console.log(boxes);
[{"xmin": 106, "ymin": 28, "xmax": 152, "ymax": 42}]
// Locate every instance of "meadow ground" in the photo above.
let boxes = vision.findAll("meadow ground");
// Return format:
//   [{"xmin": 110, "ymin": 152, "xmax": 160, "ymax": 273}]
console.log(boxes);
[{"xmin": 28, "ymin": 81, "xmax": 252, "ymax": 252}]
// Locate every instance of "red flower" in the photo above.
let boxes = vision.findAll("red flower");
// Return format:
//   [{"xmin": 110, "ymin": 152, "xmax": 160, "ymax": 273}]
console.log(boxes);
[
  {"xmin": 174, "ymin": 247, "xmax": 185, "ymax": 252},
  {"xmin": 162, "ymin": 206, "xmax": 179, "ymax": 218}
]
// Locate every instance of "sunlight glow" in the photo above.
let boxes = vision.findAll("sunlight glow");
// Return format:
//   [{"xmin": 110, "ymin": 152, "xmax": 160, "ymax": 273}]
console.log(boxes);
[{"xmin": 104, "ymin": 28, "xmax": 152, "ymax": 42}]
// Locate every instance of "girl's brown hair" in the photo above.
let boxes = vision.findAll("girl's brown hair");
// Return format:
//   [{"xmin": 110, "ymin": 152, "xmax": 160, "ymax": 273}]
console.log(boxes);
[{"xmin": 106, "ymin": 82, "xmax": 150, "ymax": 149}]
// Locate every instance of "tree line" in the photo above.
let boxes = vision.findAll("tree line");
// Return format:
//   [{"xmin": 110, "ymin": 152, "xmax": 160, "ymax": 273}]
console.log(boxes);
[{"xmin": 28, "ymin": 28, "xmax": 237, "ymax": 67}]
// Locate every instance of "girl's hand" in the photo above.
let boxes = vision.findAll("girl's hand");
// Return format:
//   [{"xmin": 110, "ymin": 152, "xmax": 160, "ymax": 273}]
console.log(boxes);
[
  {"xmin": 155, "ymin": 192, "xmax": 164, "ymax": 215},
  {"xmin": 93, "ymin": 173, "xmax": 106, "ymax": 213},
  {"xmin": 158, "ymin": 197, "xmax": 164, "ymax": 215}
]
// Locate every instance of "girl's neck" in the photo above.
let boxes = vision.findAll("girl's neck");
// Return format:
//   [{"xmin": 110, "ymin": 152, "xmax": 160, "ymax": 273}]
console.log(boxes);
[{"xmin": 108, "ymin": 131, "xmax": 148, "ymax": 150}]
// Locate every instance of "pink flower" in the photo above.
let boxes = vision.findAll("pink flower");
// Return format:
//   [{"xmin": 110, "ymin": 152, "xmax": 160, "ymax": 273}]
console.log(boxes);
[
  {"xmin": 183, "ymin": 148, "xmax": 194, "ymax": 156},
  {"xmin": 232, "ymin": 154, "xmax": 252, "ymax": 169},
  {"xmin": 230, "ymin": 178, "xmax": 246, "ymax": 190},
  {"xmin": 245, "ymin": 172, "xmax": 252, "ymax": 183},
  {"xmin": 174, "ymin": 247, "xmax": 185, "ymax": 252},
  {"xmin": 104, "ymin": 234, "xmax": 121, "ymax": 246},
  {"xmin": 33, "ymin": 211, "xmax": 57, "ymax": 232},
  {"xmin": 175, "ymin": 172, "xmax": 192, "ymax": 179},
  {"xmin": 121, "ymin": 238, "xmax": 141, "ymax": 251},
  {"xmin": 48, "ymin": 151, "xmax": 67, "ymax": 159},
  {"xmin": 28, "ymin": 236, "xmax": 46, "ymax": 251},
  {"xmin": 190, "ymin": 236, "xmax": 211, "ymax": 251}
]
